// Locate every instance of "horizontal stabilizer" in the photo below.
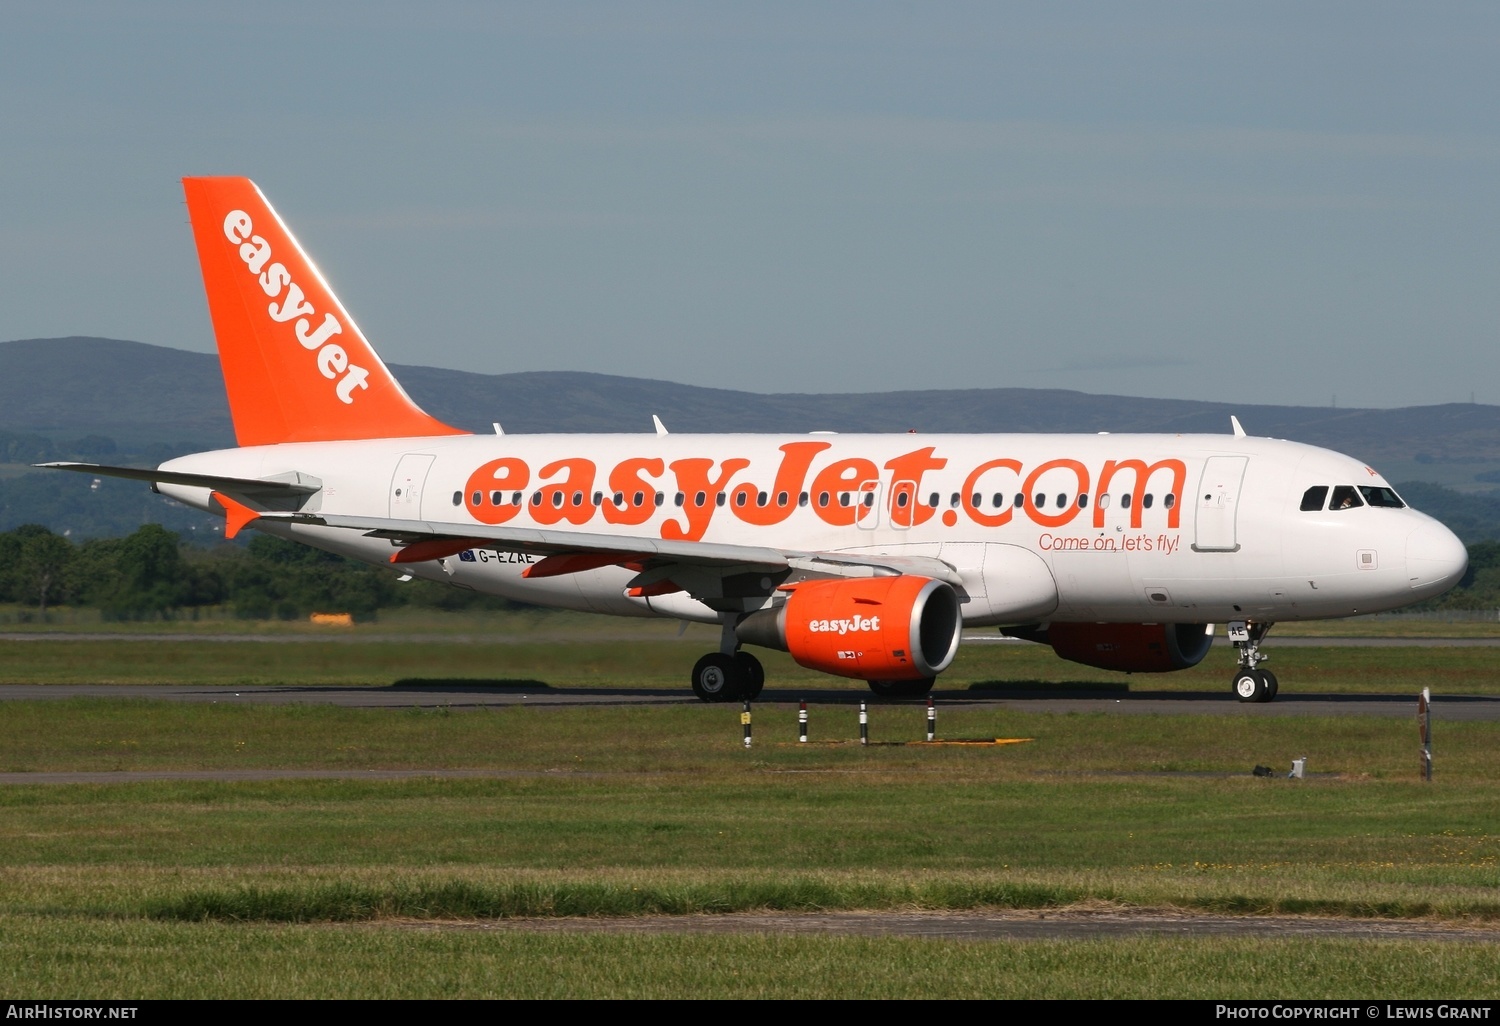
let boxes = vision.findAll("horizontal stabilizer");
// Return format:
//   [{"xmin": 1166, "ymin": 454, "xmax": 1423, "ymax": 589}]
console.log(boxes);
[{"xmin": 38, "ymin": 462, "xmax": 323, "ymax": 496}]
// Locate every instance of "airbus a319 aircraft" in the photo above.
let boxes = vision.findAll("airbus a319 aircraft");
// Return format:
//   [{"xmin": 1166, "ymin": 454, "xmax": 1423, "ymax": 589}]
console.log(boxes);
[{"xmin": 48, "ymin": 178, "xmax": 1469, "ymax": 703}]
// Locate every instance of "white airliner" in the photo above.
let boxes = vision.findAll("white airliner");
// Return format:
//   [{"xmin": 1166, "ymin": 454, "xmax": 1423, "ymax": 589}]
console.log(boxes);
[{"xmin": 47, "ymin": 177, "xmax": 1468, "ymax": 703}]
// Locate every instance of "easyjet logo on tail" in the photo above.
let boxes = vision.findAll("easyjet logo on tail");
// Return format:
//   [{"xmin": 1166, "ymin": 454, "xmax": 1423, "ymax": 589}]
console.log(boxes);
[{"xmin": 222, "ymin": 211, "xmax": 370, "ymax": 405}]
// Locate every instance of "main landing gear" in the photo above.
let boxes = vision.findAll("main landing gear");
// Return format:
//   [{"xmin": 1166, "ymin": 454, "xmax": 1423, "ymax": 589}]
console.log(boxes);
[
  {"xmin": 1228, "ymin": 620, "xmax": 1278, "ymax": 703},
  {"xmin": 690, "ymin": 652, "xmax": 765, "ymax": 702}
]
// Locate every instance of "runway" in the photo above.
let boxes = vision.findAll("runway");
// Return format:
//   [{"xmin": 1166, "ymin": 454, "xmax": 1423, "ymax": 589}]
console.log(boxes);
[
  {"xmin": 2, "ymin": 682, "xmax": 1496, "ymax": 719},
  {"xmin": 5, "ymin": 632, "xmax": 1500, "ymax": 647}
]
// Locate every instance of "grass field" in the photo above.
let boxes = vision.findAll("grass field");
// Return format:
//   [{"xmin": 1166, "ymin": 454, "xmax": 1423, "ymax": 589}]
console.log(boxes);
[{"xmin": 1, "ymin": 615, "xmax": 1497, "ymax": 997}]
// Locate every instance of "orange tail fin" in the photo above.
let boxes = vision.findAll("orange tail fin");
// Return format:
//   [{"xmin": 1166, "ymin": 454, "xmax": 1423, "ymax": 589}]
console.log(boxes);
[{"xmin": 182, "ymin": 177, "xmax": 467, "ymax": 447}]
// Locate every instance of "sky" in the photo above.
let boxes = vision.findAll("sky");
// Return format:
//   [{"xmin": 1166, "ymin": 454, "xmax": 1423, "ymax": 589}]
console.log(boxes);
[{"xmin": 2, "ymin": 1, "xmax": 1498, "ymax": 408}]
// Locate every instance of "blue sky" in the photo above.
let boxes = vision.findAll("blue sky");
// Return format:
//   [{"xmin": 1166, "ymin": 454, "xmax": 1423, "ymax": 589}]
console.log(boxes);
[{"xmin": 3, "ymin": 1, "xmax": 1498, "ymax": 407}]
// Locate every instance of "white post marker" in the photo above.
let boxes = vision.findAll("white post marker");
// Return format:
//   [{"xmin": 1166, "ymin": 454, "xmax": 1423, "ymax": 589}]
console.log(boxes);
[
  {"xmin": 1419, "ymin": 687, "xmax": 1433, "ymax": 781},
  {"xmin": 859, "ymin": 702, "xmax": 868, "ymax": 746},
  {"xmin": 926, "ymin": 695, "xmax": 936, "ymax": 742},
  {"xmin": 798, "ymin": 699, "xmax": 808, "ymax": 743},
  {"xmin": 742, "ymin": 700, "xmax": 752, "ymax": 750}
]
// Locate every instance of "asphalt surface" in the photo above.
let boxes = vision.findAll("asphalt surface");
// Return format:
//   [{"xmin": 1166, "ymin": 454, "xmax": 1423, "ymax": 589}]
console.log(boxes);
[
  {"xmin": 1, "ymin": 682, "xmax": 1495, "ymax": 719},
  {"xmin": 409, "ymin": 909, "xmax": 1500, "ymax": 943},
  {"xmin": 6, "ymin": 632, "xmax": 1500, "ymax": 647}
]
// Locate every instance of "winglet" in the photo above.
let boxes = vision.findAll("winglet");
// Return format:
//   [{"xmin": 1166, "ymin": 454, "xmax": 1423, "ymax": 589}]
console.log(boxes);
[
  {"xmin": 1230, "ymin": 415, "xmax": 1246, "ymax": 438},
  {"xmin": 212, "ymin": 491, "xmax": 262, "ymax": 539},
  {"xmin": 652, "ymin": 414, "xmax": 668, "ymax": 436}
]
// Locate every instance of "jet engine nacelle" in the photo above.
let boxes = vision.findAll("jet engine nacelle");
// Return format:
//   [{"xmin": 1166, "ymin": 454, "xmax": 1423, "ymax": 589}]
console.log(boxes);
[
  {"xmin": 737, "ymin": 576, "xmax": 962, "ymax": 681},
  {"xmin": 1033, "ymin": 621, "xmax": 1214, "ymax": 673}
]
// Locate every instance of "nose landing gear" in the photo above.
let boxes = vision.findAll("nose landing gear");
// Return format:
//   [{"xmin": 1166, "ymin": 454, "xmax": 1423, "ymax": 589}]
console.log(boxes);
[{"xmin": 1228, "ymin": 620, "xmax": 1278, "ymax": 703}]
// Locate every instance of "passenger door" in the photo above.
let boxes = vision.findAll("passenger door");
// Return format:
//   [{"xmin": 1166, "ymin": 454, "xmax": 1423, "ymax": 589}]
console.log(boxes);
[
  {"xmin": 1193, "ymin": 456, "xmax": 1248, "ymax": 552},
  {"xmin": 390, "ymin": 453, "xmax": 436, "ymax": 519}
]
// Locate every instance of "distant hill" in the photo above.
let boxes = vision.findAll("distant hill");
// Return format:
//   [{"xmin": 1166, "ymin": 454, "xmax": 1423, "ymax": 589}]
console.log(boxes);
[{"xmin": 6, "ymin": 336, "xmax": 1500, "ymax": 463}]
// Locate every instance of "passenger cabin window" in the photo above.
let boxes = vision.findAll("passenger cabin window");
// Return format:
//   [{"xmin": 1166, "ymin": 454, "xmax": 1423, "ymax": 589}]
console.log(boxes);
[
  {"xmin": 1120, "ymin": 493, "xmax": 1132, "ymax": 509},
  {"xmin": 1163, "ymin": 493, "xmax": 1175, "ymax": 509},
  {"xmin": 1300, "ymin": 486, "xmax": 1328, "ymax": 511},
  {"xmin": 1143, "ymin": 494, "xmax": 1154, "ymax": 509},
  {"xmin": 1329, "ymin": 485, "xmax": 1364, "ymax": 510},
  {"xmin": 929, "ymin": 493, "xmax": 940, "ymax": 508},
  {"xmin": 454, "ymin": 491, "xmax": 464, "ymax": 506},
  {"xmin": 1359, "ymin": 486, "xmax": 1406, "ymax": 508},
  {"xmin": 1034, "ymin": 493, "xmax": 1046, "ymax": 508},
  {"xmin": 1097, "ymin": 493, "xmax": 1111, "ymax": 509}
]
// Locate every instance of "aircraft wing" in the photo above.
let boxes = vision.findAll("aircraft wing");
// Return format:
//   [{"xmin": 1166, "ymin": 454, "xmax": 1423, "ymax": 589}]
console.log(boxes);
[{"xmin": 257, "ymin": 510, "xmax": 964, "ymax": 589}]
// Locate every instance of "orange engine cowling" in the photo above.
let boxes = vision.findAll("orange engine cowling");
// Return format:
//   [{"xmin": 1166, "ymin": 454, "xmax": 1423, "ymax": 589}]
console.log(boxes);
[
  {"xmin": 736, "ymin": 576, "xmax": 962, "ymax": 681},
  {"xmin": 1036, "ymin": 622, "xmax": 1213, "ymax": 673}
]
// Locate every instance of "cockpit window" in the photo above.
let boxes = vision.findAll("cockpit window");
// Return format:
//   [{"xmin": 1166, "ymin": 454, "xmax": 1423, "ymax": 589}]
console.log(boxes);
[
  {"xmin": 1359, "ymin": 485, "xmax": 1406, "ymax": 508},
  {"xmin": 1300, "ymin": 485, "xmax": 1328, "ymax": 512},
  {"xmin": 1329, "ymin": 485, "xmax": 1364, "ymax": 510}
]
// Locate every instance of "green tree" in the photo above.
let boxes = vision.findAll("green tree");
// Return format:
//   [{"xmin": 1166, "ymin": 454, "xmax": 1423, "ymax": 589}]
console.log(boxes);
[{"xmin": 10, "ymin": 525, "xmax": 74, "ymax": 612}]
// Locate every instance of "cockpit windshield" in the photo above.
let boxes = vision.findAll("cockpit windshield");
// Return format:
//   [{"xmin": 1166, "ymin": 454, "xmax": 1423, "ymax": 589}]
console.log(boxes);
[
  {"xmin": 1329, "ymin": 485, "xmax": 1364, "ymax": 510},
  {"xmin": 1358, "ymin": 485, "xmax": 1406, "ymax": 508}
]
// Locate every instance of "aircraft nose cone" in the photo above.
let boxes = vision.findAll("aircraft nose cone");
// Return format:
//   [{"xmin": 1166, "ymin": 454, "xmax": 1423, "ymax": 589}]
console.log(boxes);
[{"xmin": 1406, "ymin": 519, "xmax": 1468, "ymax": 599}]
